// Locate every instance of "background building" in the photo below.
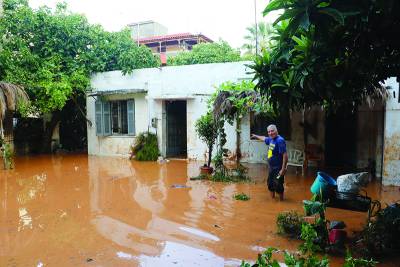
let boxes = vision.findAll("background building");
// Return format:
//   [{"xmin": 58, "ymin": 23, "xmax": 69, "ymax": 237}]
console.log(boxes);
[{"xmin": 128, "ymin": 21, "xmax": 213, "ymax": 63}]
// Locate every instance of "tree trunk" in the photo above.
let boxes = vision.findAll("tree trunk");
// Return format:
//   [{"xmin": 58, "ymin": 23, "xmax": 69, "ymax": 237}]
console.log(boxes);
[
  {"xmin": 2, "ymin": 112, "xmax": 14, "ymax": 169},
  {"xmin": 207, "ymin": 146, "xmax": 212, "ymax": 167},
  {"xmin": 236, "ymin": 116, "xmax": 242, "ymax": 165},
  {"xmin": 41, "ymin": 111, "xmax": 61, "ymax": 153}
]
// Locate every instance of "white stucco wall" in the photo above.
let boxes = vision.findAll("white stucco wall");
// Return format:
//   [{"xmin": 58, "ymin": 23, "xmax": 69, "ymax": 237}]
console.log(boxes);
[
  {"xmin": 383, "ymin": 77, "xmax": 400, "ymax": 185},
  {"xmin": 87, "ymin": 93, "xmax": 148, "ymax": 156}
]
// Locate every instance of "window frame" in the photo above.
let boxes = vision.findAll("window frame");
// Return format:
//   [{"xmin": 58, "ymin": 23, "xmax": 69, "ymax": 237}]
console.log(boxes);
[{"xmin": 95, "ymin": 98, "xmax": 135, "ymax": 137}]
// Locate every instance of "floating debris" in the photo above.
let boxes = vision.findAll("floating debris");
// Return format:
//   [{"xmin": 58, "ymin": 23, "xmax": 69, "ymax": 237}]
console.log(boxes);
[{"xmin": 171, "ymin": 184, "xmax": 191, "ymax": 189}]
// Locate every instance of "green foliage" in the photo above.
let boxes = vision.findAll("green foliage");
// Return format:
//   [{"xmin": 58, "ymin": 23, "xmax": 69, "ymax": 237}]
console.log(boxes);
[
  {"xmin": 0, "ymin": 0, "xmax": 159, "ymax": 115},
  {"xmin": 277, "ymin": 211, "xmax": 304, "ymax": 238},
  {"xmin": 131, "ymin": 132, "xmax": 159, "ymax": 161},
  {"xmin": 343, "ymin": 251, "xmax": 377, "ymax": 267},
  {"xmin": 211, "ymin": 80, "xmax": 273, "ymax": 125},
  {"xmin": 195, "ymin": 112, "xmax": 218, "ymax": 167},
  {"xmin": 241, "ymin": 247, "xmax": 377, "ymax": 267},
  {"xmin": 252, "ymin": 0, "xmax": 398, "ymax": 112},
  {"xmin": 209, "ymin": 80, "xmax": 274, "ymax": 174},
  {"xmin": 242, "ymin": 22, "xmax": 276, "ymax": 55},
  {"xmin": 211, "ymin": 169, "xmax": 249, "ymax": 183},
  {"xmin": 1, "ymin": 142, "xmax": 14, "ymax": 169},
  {"xmin": 354, "ymin": 202, "xmax": 400, "ymax": 257},
  {"xmin": 168, "ymin": 40, "xmax": 242, "ymax": 66},
  {"xmin": 240, "ymin": 247, "xmax": 280, "ymax": 267},
  {"xmin": 243, "ymin": 199, "xmax": 377, "ymax": 266},
  {"xmin": 240, "ymin": 246, "xmax": 329, "ymax": 267},
  {"xmin": 233, "ymin": 193, "xmax": 250, "ymax": 201},
  {"xmin": 303, "ymin": 200, "xmax": 326, "ymax": 218},
  {"xmin": 207, "ymin": 80, "xmax": 274, "ymax": 177},
  {"xmin": 189, "ymin": 174, "xmax": 208, "ymax": 181},
  {"xmin": 300, "ymin": 222, "xmax": 324, "ymax": 254},
  {"xmin": 283, "ymin": 251, "xmax": 329, "ymax": 267},
  {"xmin": 302, "ymin": 197, "xmax": 330, "ymax": 252}
]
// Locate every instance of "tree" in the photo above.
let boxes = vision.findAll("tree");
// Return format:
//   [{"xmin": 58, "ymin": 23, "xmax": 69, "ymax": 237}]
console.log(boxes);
[
  {"xmin": 242, "ymin": 22, "xmax": 275, "ymax": 55},
  {"xmin": 168, "ymin": 40, "xmax": 242, "ymax": 66},
  {"xmin": 0, "ymin": 82, "xmax": 29, "ymax": 168},
  {"xmin": 251, "ymin": 0, "xmax": 399, "ymax": 112},
  {"xmin": 195, "ymin": 113, "xmax": 218, "ymax": 168},
  {"xmin": 212, "ymin": 81, "xmax": 272, "ymax": 165},
  {"xmin": 0, "ymin": 0, "xmax": 159, "ymax": 152}
]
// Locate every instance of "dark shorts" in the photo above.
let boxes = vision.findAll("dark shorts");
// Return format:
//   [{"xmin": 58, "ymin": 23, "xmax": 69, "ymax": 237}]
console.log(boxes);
[{"xmin": 267, "ymin": 169, "xmax": 285, "ymax": 194}]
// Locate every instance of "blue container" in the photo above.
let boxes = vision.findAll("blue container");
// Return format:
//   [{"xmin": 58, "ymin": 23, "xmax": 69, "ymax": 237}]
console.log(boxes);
[{"xmin": 310, "ymin": 172, "xmax": 337, "ymax": 197}]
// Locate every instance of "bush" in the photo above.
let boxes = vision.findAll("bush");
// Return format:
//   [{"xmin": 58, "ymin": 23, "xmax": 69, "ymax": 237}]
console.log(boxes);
[
  {"xmin": 277, "ymin": 211, "xmax": 304, "ymax": 238},
  {"xmin": 234, "ymin": 193, "xmax": 250, "ymax": 201},
  {"xmin": 195, "ymin": 113, "xmax": 218, "ymax": 167},
  {"xmin": 353, "ymin": 202, "xmax": 400, "ymax": 257},
  {"xmin": 131, "ymin": 132, "xmax": 159, "ymax": 161}
]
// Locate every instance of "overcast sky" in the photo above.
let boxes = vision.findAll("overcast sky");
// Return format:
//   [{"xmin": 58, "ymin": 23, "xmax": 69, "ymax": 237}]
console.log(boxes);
[{"xmin": 28, "ymin": 0, "xmax": 279, "ymax": 49}]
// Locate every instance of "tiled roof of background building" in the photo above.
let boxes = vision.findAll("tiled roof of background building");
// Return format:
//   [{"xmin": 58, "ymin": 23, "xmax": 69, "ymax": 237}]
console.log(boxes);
[{"xmin": 138, "ymin": 33, "xmax": 213, "ymax": 44}]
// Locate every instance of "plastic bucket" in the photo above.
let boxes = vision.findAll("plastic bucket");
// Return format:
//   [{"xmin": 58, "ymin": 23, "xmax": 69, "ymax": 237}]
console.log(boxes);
[{"xmin": 310, "ymin": 172, "xmax": 337, "ymax": 197}]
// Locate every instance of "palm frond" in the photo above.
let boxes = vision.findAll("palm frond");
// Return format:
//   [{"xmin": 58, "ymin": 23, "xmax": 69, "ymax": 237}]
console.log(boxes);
[{"xmin": 0, "ymin": 82, "xmax": 29, "ymax": 123}]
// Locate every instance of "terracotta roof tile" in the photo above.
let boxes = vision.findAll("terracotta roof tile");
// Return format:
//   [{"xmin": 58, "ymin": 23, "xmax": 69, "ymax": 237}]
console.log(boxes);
[{"xmin": 138, "ymin": 33, "xmax": 213, "ymax": 44}]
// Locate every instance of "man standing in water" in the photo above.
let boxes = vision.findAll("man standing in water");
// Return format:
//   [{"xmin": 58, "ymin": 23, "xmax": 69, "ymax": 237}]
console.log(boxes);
[{"xmin": 251, "ymin": 125, "xmax": 288, "ymax": 200}]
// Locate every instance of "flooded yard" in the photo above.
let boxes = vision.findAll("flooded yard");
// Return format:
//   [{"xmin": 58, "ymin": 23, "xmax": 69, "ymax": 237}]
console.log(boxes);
[{"xmin": 0, "ymin": 154, "xmax": 399, "ymax": 266}]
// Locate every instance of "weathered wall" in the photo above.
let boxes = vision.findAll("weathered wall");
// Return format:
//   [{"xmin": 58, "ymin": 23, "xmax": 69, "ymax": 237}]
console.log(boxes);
[
  {"xmin": 356, "ymin": 103, "xmax": 384, "ymax": 178},
  {"xmin": 238, "ymin": 111, "xmax": 305, "ymax": 163},
  {"xmin": 383, "ymin": 77, "xmax": 400, "ymax": 185},
  {"xmin": 87, "ymin": 93, "xmax": 148, "ymax": 157}
]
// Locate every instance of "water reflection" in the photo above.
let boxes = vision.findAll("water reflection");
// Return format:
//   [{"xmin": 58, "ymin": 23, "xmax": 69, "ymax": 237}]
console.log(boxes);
[
  {"xmin": 16, "ymin": 173, "xmax": 46, "ymax": 205},
  {"xmin": 18, "ymin": 207, "xmax": 32, "ymax": 231},
  {"xmin": 88, "ymin": 157, "xmax": 223, "ymax": 259},
  {"xmin": 0, "ymin": 154, "xmax": 398, "ymax": 266}
]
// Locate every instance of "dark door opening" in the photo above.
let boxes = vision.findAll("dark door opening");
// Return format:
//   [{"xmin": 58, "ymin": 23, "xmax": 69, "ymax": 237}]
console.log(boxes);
[
  {"xmin": 325, "ymin": 108, "xmax": 357, "ymax": 170},
  {"xmin": 166, "ymin": 100, "xmax": 187, "ymax": 158}
]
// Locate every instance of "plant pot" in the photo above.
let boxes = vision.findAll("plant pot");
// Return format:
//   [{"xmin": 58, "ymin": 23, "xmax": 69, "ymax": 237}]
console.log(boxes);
[
  {"xmin": 200, "ymin": 166, "xmax": 213, "ymax": 175},
  {"xmin": 310, "ymin": 172, "xmax": 337, "ymax": 200},
  {"xmin": 328, "ymin": 229, "xmax": 347, "ymax": 245}
]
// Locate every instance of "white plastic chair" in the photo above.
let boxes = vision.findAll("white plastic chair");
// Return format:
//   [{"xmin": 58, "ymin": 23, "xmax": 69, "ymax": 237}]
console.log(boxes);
[{"xmin": 287, "ymin": 149, "xmax": 305, "ymax": 176}]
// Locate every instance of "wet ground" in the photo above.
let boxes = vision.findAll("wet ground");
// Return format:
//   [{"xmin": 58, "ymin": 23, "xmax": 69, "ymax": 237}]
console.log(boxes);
[{"xmin": 0, "ymin": 154, "xmax": 399, "ymax": 266}]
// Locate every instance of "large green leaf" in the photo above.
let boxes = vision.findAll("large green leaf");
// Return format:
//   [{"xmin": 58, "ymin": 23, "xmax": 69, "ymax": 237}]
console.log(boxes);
[
  {"xmin": 263, "ymin": 0, "xmax": 290, "ymax": 16},
  {"xmin": 273, "ymin": 8, "xmax": 302, "ymax": 25},
  {"xmin": 318, "ymin": 7, "xmax": 345, "ymax": 25}
]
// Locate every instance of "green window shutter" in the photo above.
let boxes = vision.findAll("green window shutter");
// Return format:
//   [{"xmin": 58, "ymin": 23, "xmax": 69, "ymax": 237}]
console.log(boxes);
[
  {"xmin": 127, "ymin": 100, "xmax": 135, "ymax": 135},
  {"xmin": 103, "ymin": 102, "xmax": 111, "ymax": 135},
  {"xmin": 95, "ymin": 100, "xmax": 103, "ymax": 136}
]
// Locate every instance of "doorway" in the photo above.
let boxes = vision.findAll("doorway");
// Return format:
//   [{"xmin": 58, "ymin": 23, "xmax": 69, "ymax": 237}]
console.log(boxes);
[
  {"xmin": 325, "ymin": 108, "xmax": 357, "ymax": 169},
  {"xmin": 166, "ymin": 100, "xmax": 187, "ymax": 157}
]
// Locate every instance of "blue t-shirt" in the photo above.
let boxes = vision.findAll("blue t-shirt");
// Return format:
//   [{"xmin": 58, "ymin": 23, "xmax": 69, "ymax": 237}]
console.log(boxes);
[{"xmin": 265, "ymin": 135, "xmax": 287, "ymax": 171}]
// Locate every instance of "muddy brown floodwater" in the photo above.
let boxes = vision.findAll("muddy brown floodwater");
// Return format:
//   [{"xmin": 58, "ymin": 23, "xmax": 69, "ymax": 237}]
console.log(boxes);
[{"xmin": 0, "ymin": 154, "xmax": 399, "ymax": 266}]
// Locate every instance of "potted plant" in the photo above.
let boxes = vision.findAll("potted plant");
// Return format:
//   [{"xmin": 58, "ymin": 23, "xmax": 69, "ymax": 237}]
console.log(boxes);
[{"xmin": 195, "ymin": 112, "xmax": 218, "ymax": 174}]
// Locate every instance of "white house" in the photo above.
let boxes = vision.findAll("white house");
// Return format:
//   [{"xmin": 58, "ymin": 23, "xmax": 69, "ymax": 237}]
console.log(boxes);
[
  {"xmin": 87, "ymin": 62, "xmax": 400, "ymax": 186},
  {"xmin": 87, "ymin": 62, "xmax": 268, "ymax": 162}
]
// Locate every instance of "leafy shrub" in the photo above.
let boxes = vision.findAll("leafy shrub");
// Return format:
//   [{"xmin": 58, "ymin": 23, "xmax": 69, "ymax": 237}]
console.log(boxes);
[
  {"xmin": 1, "ymin": 141, "xmax": 14, "ymax": 169},
  {"xmin": 277, "ymin": 211, "xmax": 304, "ymax": 238},
  {"xmin": 195, "ymin": 113, "xmax": 218, "ymax": 167},
  {"xmin": 353, "ymin": 202, "xmax": 400, "ymax": 257},
  {"xmin": 240, "ymin": 246, "xmax": 329, "ymax": 267},
  {"xmin": 234, "ymin": 193, "xmax": 250, "ymax": 201},
  {"xmin": 343, "ymin": 251, "xmax": 377, "ymax": 267},
  {"xmin": 131, "ymin": 132, "xmax": 159, "ymax": 161},
  {"xmin": 168, "ymin": 41, "xmax": 242, "ymax": 66}
]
